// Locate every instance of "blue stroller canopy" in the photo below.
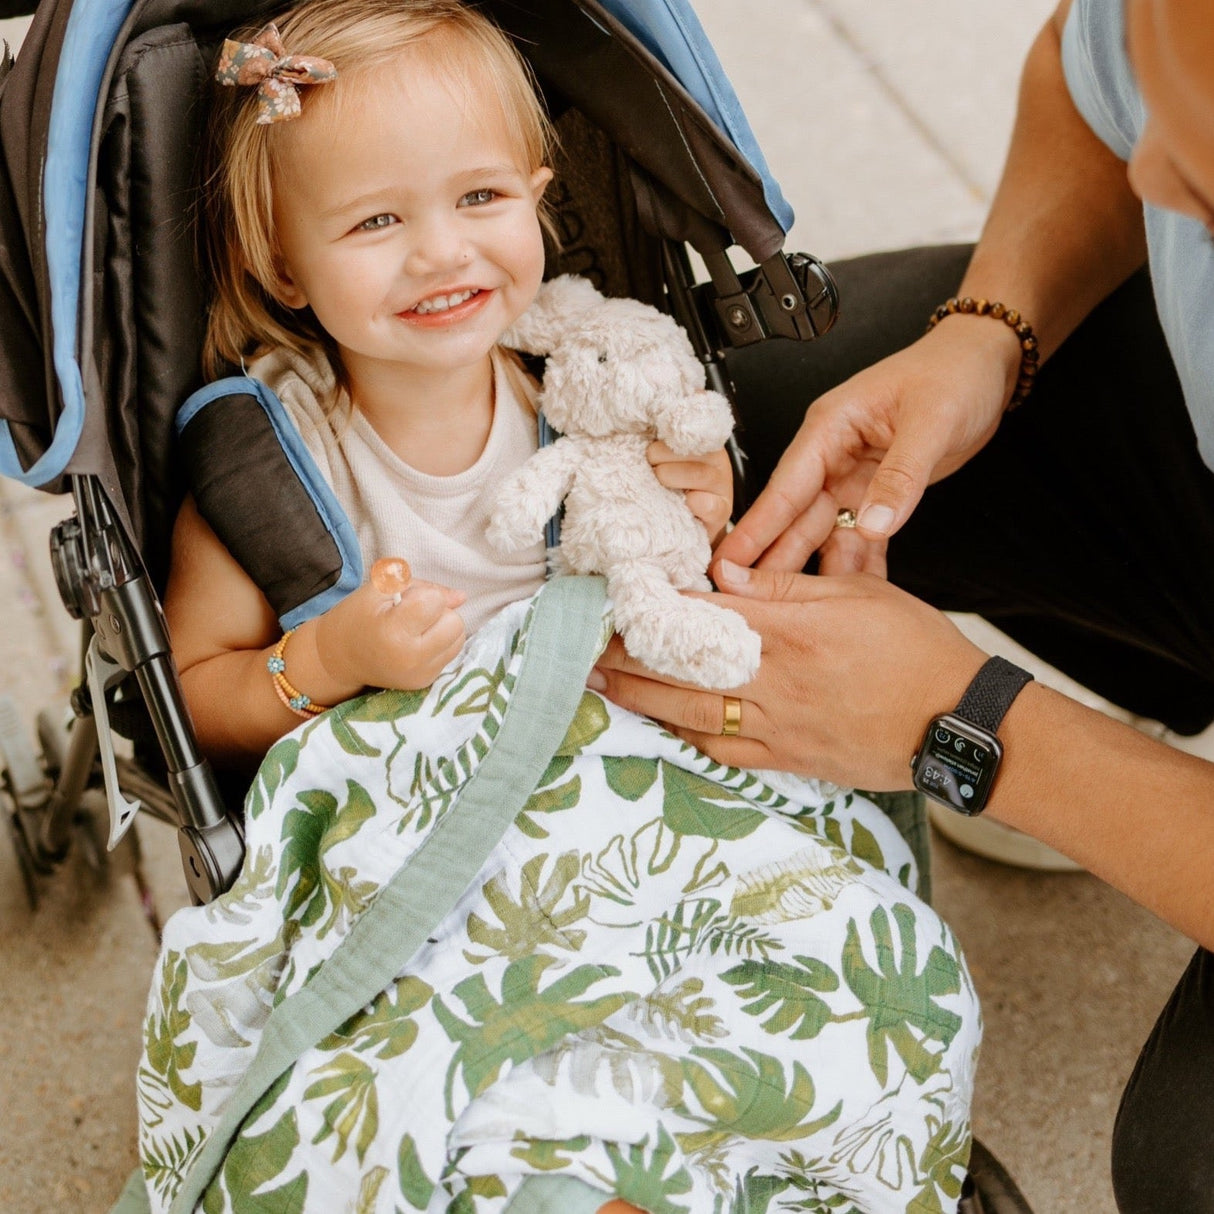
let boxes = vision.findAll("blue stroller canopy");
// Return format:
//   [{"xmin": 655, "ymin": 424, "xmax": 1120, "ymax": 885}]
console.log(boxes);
[{"xmin": 596, "ymin": 0, "xmax": 793, "ymax": 232}]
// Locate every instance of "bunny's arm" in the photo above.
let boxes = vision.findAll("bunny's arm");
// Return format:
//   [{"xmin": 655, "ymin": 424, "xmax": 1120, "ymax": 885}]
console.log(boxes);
[
  {"xmin": 654, "ymin": 389, "xmax": 736, "ymax": 457},
  {"xmin": 486, "ymin": 437, "xmax": 582, "ymax": 552}
]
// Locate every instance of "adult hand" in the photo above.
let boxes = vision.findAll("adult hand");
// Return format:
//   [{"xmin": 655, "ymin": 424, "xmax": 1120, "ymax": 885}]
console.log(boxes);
[
  {"xmin": 716, "ymin": 319, "xmax": 1022, "ymax": 575},
  {"xmin": 589, "ymin": 559, "xmax": 987, "ymax": 790}
]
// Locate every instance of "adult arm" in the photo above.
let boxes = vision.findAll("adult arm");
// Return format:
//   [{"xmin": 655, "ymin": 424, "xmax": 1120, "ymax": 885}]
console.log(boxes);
[
  {"xmin": 590, "ymin": 564, "xmax": 1214, "ymax": 950},
  {"xmin": 716, "ymin": 0, "xmax": 1149, "ymax": 574}
]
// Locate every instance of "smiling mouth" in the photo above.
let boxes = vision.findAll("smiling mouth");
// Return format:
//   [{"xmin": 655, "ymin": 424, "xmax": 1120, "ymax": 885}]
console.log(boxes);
[{"xmin": 410, "ymin": 288, "xmax": 482, "ymax": 316}]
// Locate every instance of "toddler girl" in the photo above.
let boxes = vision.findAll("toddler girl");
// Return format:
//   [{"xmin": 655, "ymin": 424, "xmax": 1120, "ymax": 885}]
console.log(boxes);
[
  {"xmin": 166, "ymin": 0, "xmax": 731, "ymax": 763},
  {"xmin": 139, "ymin": 3, "xmax": 981, "ymax": 1212}
]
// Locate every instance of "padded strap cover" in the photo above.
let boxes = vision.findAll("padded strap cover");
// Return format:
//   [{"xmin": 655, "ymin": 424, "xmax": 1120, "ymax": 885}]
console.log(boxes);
[{"xmin": 176, "ymin": 377, "xmax": 363, "ymax": 629}]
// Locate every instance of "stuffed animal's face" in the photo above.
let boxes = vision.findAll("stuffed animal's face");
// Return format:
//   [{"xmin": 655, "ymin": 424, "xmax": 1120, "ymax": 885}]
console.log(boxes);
[{"xmin": 537, "ymin": 299, "xmax": 703, "ymax": 437}]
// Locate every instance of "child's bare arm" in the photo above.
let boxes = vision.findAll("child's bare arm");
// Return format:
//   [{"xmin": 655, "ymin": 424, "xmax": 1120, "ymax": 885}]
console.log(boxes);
[
  {"xmin": 165, "ymin": 497, "xmax": 466, "ymax": 765},
  {"xmin": 647, "ymin": 441, "xmax": 733, "ymax": 547}
]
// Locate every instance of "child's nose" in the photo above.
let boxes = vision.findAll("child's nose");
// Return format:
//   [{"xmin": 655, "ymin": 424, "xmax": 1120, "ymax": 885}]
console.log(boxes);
[{"xmin": 405, "ymin": 217, "xmax": 472, "ymax": 276}]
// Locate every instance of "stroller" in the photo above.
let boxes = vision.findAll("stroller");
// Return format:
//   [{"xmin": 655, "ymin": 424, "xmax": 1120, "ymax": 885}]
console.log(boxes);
[
  {"xmin": 0, "ymin": 0, "xmax": 1028, "ymax": 1209},
  {"xmin": 0, "ymin": 0, "xmax": 838, "ymax": 908}
]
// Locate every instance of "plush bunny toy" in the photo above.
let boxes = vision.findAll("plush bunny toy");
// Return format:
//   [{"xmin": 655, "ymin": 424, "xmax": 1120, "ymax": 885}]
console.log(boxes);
[{"xmin": 487, "ymin": 274, "xmax": 761, "ymax": 689}]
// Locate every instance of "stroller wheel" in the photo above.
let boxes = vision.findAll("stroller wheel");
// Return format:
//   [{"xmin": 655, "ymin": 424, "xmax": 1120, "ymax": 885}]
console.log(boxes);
[
  {"xmin": 4, "ymin": 804, "xmax": 41, "ymax": 909},
  {"xmin": 960, "ymin": 1138, "xmax": 1034, "ymax": 1213}
]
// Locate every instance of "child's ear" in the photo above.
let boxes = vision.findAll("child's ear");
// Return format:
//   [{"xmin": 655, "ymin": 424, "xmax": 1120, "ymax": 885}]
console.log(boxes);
[
  {"xmin": 270, "ymin": 266, "xmax": 308, "ymax": 310},
  {"xmin": 249, "ymin": 247, "xmax": 307, "ymax": 310},
  {"xmin": 530, "ymin": 166, "xmax": 553, "ymax": 202}
]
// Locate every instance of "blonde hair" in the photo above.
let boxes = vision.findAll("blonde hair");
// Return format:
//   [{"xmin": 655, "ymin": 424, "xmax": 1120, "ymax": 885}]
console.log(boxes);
[{"xmin": 199, "ymin": 0, "xmax": 555, "ymax": 382}]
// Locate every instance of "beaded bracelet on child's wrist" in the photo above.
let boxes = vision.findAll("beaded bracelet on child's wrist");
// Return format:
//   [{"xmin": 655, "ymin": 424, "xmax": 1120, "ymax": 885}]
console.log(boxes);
[
  {"xmin": 267, "ymin": 629, "xmax": 332, "ymax": 719},
  {"xmin": 925, "ymin": 296, "xmax": 1040, "ymax": 410}
]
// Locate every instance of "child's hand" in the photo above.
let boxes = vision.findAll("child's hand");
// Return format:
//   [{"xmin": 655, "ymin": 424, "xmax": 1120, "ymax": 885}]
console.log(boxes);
[
  {"xmin": 648, "ymin": 441, "xmax": 733, "ymax": 546},
  {"xmin": 315, "ymin": 558, "xmax": 467, "ymax": 693}
]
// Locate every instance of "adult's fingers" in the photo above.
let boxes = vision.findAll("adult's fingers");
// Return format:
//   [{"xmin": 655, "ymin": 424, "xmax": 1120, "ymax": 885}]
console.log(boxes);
[
  {"xmin": 714, "ymin": 428, "xmax": 830, "ymax": 569},
  {"xmin": 852, "ymin": 414, "xmax": 954, "ymax": 540},
  {"xmin": 748, "ymin": 491, "xmax": 841, "ymax": 572},
  {"xmin": 816, "ymin": 526, "xmax": 889, "ymax": 578},
  {"xmin": 589, "ymin": 636, "xmax": 774, "ymax": 748},
  {"xmin": 710, "ymin": 560, "xmax": 846, "ymax": 605}
]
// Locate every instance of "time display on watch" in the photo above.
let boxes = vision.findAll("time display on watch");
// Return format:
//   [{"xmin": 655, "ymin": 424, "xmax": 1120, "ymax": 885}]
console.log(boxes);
[{"xmin": 911, "ymin": 712, "xmax": 1003, "ymax": 816}]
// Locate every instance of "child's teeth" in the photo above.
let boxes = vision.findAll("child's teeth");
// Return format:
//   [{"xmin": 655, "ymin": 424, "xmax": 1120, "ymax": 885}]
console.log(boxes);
[{"xmin": 414, "ymin": 289, "xmax": 477, "ymax": 315}]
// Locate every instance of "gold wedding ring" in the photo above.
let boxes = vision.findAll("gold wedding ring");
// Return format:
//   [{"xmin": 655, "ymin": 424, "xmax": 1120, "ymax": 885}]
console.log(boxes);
[
  {"xmin": 834, "ymin": 508, "xmax": 858, "ymax": 529},
  {"xmin": 721, "ymin": 696, "xmax": 742, "ymax": 736}
]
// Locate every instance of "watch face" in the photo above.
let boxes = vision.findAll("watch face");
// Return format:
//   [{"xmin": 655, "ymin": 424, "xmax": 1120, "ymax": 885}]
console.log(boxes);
[{"xmin": 912, "ymin": 714, "xmax": 1002, "ymax": 815}]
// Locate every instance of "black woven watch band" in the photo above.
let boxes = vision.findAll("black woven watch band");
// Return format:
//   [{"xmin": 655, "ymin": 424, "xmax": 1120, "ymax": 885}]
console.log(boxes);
[{"xmin": 954, "ymin": 656, "xmax": 1034, "ymax": 733}]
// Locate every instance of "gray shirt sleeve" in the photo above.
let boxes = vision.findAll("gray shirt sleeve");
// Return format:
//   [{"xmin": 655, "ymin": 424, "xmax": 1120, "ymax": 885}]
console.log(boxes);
[{"xmin": 1060, "ymin": 0, "xmax": 1143, "ymax": 163}]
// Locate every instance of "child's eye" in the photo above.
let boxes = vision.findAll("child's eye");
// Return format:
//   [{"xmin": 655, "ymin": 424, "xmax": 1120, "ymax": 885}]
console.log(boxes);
[
  {"xmin": 459, "ymin": 189, "xmax": 498, "ymax": 207},
  {"xmin": 356, "ymin": 213, "xmax": 397, "ymax": 231}
]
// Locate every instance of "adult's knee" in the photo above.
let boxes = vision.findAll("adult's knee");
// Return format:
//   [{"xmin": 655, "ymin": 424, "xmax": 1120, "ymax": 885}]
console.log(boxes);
[{"xmin": 1111, "ymin": 949, "xmax": 1214, "ymax": 1212}]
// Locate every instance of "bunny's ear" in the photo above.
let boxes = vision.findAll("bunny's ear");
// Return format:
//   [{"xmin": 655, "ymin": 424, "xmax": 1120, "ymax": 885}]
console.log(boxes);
[{"xmin": 500, "ymin": 274, "xmax": 605, "ymax": 354}]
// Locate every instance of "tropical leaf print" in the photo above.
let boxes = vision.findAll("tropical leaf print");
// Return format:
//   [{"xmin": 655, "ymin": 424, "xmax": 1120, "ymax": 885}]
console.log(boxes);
[
  {"xmin": 527, "ymin": 1028, "xmax": 685, "ymax": 1107},
  {"xmin": 628, "ymin": 977, "xmax": 727, "ymax": 1044},
  {"xmin": 721, "ymin": 955, "xmax": 840, "ymax": 1040},
  {"xmin": 445, "ymin": 1167, "xmax": 508, "ymax": 1214},
  {"xmin": 728, "ymin": 845, "xmax": 864, "ymax": 923},
  {"xmin": 397, "ymin": 1133, "xmax": 435, "ymax": 1210},
  {"xmin": 842, "ymin": 904, "xmax": 963, "ymax": 1086},
  {"xmin": 435, "ymin": 659, "xmax": 507, "ymax": 717},
  {"xmin": 508, "ymin": 1133, "xmax": 591, "ymax": 1172},
  {"xmin": 243, "ymin": 735, "xmax": 301, "ymax": 822},
  {"xmin": 660, "ymin": 763, "xmax": 766, "ymax": 840},
  {"xmin": 514, "ymin": 757, "xmax": 581, "ymax": 840},
  {"xmin": 464, "ymin": 851, "xmax": 590, "ymax": 963},
  {"xmin": 140, "ymin": 952, "xmax": 201, "ymax": 1124},
  {"xmin": 303, "ymin": 1051, "xmax": 379, "ymax": 1165},
  {"xmin": 637, "ymin": 897, "xmax": 784, "ymax": 984},
  {"xmin": 602, "ymin": 755, "xmax": 659, "ymax": 801},
  {"xmin": 768, "ymin": 1148, "xmax": 866, "ymax": 1214},
  {"xmin": 201, "ymin": 1073, "xmax": 307, "ymax": 1214},
  {"xmin": 353, "ymin": 1165, "xmax": 389, "ymax": 1213},
  {"xmin": 134, "ymin": 590, "xmax": 976, "ymax": 1214},
  {"xmin": 340, "ymin": 688, "xmax": 428, "ymax": 725},
  {"xmin": 319, "ymin": 975, "xmax": 433, "ymax": 1061},
  {"xmin": 577, "ymin": 818, "xmax": 725, "ymax": 910},
  {"xmin": 276, "ymin": 781, "xmax": 379, "ymax": 935},
  {"xmin": 142, "ymin": 1126, "xmax": 203, "ymax": 1201},
  {"xmin": 732, "ymin": 1167, "xmax": 794, "ymax": 1214},
  {"xmin": 207, "ymin": 845, "xmax": 277, "ymax": 929},
  {"xmin": 597, "ymin": 1126, "xmax": 694, "ymax": 1214},
  {"xmin": 680, "ymin": 1047, "xmax": 843, "ymax": 1143},
  {"xmin": 908, "ymin": 1115, "xmax": 970, "ymax": 1214},
  {"xmin": 556, "ymin": 691, "xmax": 611, "ymax": 754},
  {"xmin": 433, "ymin": 954, "xmax": 635, "ymax": 1116}
]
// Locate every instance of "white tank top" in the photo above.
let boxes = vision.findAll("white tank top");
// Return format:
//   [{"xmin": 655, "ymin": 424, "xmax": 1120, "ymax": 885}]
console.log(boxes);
[{"xmin": 249, "ymin": 345, "xmax": 548, "ymax": 636}]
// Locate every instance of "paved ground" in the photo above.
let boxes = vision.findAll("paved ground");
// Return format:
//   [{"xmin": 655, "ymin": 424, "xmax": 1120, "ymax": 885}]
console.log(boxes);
[{"xmin": 0, "ymin": 3, "xmax": 1200, "ymax": 1212}]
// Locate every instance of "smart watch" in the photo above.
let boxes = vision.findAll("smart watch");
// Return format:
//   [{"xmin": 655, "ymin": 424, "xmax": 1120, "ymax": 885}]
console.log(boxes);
[{"xmin": 910, "ymin": 656, "xmax": 1034, "ymax": 816}]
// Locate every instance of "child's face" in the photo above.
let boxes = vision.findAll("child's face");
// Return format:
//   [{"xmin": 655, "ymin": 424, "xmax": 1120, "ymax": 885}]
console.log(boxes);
[{"xmin": 270, "ymin": 49, "xmax": 551, "ymax": 388}]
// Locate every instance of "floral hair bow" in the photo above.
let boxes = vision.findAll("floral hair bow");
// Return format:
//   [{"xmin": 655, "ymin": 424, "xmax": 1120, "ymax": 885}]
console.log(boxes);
[{"xmin": 215, "ymin": 23, "xmax": 337, "ymax": 124}]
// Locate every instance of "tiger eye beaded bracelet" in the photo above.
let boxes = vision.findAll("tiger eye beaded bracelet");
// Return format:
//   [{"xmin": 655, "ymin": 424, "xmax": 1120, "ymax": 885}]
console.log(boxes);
[{"xmin": 926, "ymin": 296, "xmax": 1040, "ymax": 410}]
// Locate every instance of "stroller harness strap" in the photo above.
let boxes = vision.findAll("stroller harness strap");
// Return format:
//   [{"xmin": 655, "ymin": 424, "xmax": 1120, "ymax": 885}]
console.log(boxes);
[{"xmin": 113, "ymin": 573, "xmax": 608, "ymax": 1214}]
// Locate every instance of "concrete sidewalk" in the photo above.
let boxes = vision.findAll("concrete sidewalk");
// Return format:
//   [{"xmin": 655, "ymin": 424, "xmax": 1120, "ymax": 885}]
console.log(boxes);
[{"xmin": 0, "ymin": 3, "xmax": 1198, "ymax": 1212}]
